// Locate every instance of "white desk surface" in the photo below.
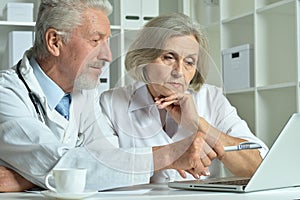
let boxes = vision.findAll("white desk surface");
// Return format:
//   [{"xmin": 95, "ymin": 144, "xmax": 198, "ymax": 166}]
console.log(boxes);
[{"xmin": 1, "ymin": 183, "xmax": 300, "ymax": 200}]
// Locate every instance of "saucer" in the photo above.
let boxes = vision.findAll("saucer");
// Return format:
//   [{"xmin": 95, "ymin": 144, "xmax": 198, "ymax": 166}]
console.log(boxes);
[{"xmin": 41, "ymin": 190, "xmax": 98, "ymax": 199}]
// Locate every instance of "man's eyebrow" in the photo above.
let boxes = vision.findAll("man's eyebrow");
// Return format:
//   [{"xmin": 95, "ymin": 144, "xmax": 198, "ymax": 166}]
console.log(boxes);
[{"xmin": 90, "ymin": 31, "xmax": 111, "ymax": 37}]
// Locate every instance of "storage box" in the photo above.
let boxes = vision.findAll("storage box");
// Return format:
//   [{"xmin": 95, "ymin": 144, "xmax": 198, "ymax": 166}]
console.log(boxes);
[
  {"xmin": 3, "ymin": 3, "xmax": 34, "ymax": 22},
  {"xmin": 141, "ymin": 0, "xmax": 159, "ymax": 25},
  {"xmin": 123, "ymin": 0, "xmax": 158, "ymax": 28},
  {"xmin": 123, "ymin": 0, "xmax": 142, "ymax": 28},
  {"xmin": 1, "ymin": 31, "xmax": 34, "ymax": 69},
  {"xmin": 222, "ymin": 44, "xmax": 254, "ymax": 92}
]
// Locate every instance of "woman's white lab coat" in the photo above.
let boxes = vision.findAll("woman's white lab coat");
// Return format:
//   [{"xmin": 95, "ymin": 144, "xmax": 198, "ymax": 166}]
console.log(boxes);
[{"xmin": 100, "ymin": 81, "xmax": 269, "ymax": 183}]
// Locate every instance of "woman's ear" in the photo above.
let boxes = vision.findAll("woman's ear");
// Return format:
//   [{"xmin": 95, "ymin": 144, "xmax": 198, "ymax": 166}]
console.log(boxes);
[{"xmin": 45, "ymin": 28, "xmax": 63, "ymax": 57}]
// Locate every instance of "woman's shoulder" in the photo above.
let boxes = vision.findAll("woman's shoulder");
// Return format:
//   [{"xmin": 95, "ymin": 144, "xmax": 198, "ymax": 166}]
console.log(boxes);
[{"xmin": 194, "ymin": 84, "xmax": 223, "ymax": 98}]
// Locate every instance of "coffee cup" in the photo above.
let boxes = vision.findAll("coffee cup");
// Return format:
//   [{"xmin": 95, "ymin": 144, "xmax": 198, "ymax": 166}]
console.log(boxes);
[{"xmin": 45, "ymin": 168, "xmax": 87, "ymax": 193}]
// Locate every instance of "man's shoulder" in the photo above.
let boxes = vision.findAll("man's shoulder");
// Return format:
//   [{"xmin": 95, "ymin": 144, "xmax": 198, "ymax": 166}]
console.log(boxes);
[{"xmin": 0, "ymin": 69, "xmax": 19, "ymax": 88}]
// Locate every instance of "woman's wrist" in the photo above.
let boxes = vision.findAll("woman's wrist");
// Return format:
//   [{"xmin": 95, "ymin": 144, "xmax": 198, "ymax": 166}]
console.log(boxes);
[{"xmin": 197, "ymin": 117, "xmax": 210, "ymax": 133}]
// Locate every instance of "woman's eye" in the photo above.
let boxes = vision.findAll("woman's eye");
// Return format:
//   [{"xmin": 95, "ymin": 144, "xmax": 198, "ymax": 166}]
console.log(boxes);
[
  {"xmin": 187, "ymin": 61, "xmax": 195, "ymax": 66},
  {"xmin": 164, "ymin": 55, "xmax": 173, "ymax": 60},
  {"xmin": 185, "ymin": 58, "xmax": 195, "ymax": 66}
]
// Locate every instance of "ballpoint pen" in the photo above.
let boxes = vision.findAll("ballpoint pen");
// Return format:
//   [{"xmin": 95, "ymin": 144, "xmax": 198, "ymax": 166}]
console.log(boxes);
[{"xmin": 224, "ymin": 141, "xmax": 262, "ymax": 152}]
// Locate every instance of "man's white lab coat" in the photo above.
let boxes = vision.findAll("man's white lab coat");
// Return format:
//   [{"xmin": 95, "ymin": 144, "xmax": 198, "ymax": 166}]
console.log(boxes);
[{"xmin": 0, "ymin": 53, "xmax": 152, "ymax": 191}]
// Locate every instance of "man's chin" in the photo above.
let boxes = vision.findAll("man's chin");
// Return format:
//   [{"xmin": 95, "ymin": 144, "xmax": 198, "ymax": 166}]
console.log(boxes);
[{"xmin": 74, "ymin": 80, "xmax": 98, "ymax": 91}]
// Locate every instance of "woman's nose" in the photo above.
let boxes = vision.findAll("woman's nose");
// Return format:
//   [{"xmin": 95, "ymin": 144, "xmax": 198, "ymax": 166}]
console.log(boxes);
[{"xmin": 171, "ymin": 61, "xmax": 184, "ymax": 78}]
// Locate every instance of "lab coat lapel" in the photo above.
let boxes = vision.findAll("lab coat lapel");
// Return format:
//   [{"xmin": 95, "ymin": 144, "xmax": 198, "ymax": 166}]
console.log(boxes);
[
  {"xmin": 19, "ymin": 54, "xmax": 72, "ymax": 142},
  {"xmin": 128, "ymin": 83, "xmax": 174, "ymax": 144}
]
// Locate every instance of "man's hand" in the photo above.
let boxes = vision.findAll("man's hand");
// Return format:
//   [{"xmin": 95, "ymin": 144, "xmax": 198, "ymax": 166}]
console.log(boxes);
[
  {"xmin": 153, "ymin": 131, "xmax": 224, "ymax": 179},
  {"xmin": 0, "ymin": 166, "xmax": 35, "ymax": 192}
]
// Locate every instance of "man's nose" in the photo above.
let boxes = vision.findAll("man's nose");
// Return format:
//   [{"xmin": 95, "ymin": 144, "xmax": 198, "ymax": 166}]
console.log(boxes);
[{"xmin": 97, "ymin": 41, "xmax": 112, "ymax": 62}]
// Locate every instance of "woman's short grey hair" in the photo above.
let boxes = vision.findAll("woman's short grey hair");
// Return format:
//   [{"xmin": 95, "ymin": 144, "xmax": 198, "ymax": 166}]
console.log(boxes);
[
  {"xmin": 125, "ymin": 13, "xmax": 210, "ymax": 92},
  {"xmin": 31, "ymin": 0, "xmax": 112, "ymax": 60}
]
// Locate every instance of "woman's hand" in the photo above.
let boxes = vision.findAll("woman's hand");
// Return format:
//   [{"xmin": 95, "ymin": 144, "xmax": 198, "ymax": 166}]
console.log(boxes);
[
  {"xmin": 154, "ymin": 92, "xmax": 199, "ymax": 133},
  {"xmin": 155, "ymin": 92, "xmax": 225, "ymax": 160}
]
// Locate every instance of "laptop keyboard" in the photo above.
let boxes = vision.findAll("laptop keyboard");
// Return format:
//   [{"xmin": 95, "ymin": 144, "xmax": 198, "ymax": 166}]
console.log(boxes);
[{"xmin": 208, "ymin": 179, "xmax": 250, "ymax": 185}]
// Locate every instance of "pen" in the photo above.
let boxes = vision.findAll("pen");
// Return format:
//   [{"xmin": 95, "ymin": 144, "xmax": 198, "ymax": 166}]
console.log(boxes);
[{"xmin": 224, "ymin": 142, "xmax": 262, "ymax": 152}]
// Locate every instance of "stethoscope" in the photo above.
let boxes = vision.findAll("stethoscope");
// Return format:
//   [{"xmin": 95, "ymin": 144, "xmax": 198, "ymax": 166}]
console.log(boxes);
[
  {"xmin": 16, "ymin": 60, "xmax": 46, "ymax": 124},
  {"xmin": 16, "ymin": 59, "xmax": 85, "ymax": 146}
]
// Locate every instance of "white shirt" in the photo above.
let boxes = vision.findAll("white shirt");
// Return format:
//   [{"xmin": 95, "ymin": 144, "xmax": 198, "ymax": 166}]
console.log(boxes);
[
  {"xmin": 100, "ymin": 82, "xmax": 269, "ymax": 183},
  {"xmin": 0, "ymin": 53, "xmax": 152, "ymax": 191}
]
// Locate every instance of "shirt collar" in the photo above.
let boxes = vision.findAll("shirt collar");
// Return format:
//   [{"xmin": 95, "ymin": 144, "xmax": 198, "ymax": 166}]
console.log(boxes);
[
  {"xmin": 30, "ymin": 57, "xmax": 65, "ymax": 110},
  {"xmin": 128, "ymin": 82, "xmax": 155, "ymax": 112},
  {"xmin": 128, "ymin": 82, "xmax": 195, "ymax": 112}
]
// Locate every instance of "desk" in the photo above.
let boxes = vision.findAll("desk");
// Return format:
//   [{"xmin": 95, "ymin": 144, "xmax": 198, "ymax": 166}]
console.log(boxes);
[{"xmin": 1, "ymin": 184, "xmax": 300, "ymax": 200}]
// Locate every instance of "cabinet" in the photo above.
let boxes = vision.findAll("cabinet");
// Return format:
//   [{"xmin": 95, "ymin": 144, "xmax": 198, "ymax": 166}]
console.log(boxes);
[
  {"xmin": 188, "ymin": 0, "xmax": 300, "ymax": 147},
  {"xmin": 108, "ymin": 0, "xmax": 189, "ymax": 87},
  {"xmin": 0, "ymin": 0, "xmax": 39, "ymax": 69}
]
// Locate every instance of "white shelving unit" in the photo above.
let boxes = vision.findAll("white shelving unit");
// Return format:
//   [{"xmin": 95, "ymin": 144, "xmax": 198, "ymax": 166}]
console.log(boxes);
[
  {"xmin": 1, "ymin": 0, "xmax": 298, "ymax": 148},
  {"xmin": 188, "ymin": 0, "xmax": 300, "ymax": 147}
]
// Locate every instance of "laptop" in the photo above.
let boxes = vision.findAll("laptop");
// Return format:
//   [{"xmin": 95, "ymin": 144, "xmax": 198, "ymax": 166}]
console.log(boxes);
[{"xmin": 168, "ymin": 113, "xmax": 300, "ymax": 192}]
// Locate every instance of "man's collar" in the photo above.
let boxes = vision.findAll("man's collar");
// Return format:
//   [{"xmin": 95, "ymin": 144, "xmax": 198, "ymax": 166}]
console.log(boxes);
[{"xmin": 30, "ymin": 57, "xmax": 65, "ymax": 110}]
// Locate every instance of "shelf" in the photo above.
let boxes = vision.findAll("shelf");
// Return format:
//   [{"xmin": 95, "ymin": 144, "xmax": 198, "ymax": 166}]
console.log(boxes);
[
  {"xmin": 256, "ymin": 0, "xmax": 295, "ymax": 12},
  {"xmin": 255, "ymin": 1, "xmax": 297, "ymax": 87},
  {"xmin": 110, "ymin": 25, "xmax": 121, "ymax": 30},
  {"xmin": 0, "ymin": 20, "xmax": 35, "ymax": 26},
  {"xmin": 226, "ymin": 92, "xmax": 255, "ymax": 134},
  {"xmin": 256, "ymin": 86, "xmax": 297, "ymax": 147},
  {"xmin": 221, "ymin": 0, "xmax": 254, "ymax": 20},
  {"xmin": 221, "ymin": 13, "xmax": 254, "ymax": 49},
  {"xmin": 224, "ymin": 88, "xmax": 255, "ymax": 95},
  {"xmin": 221, "ymin": 12, "xmax": 253, "ymax": 24},
  {"xmin": 257, "ymin": 82, "xmax": 297, "ymax": 91},
  {"xmin": 189, "ymin": 0, "xmax": 220, "ymax": 26},
  {"xmin": 216, "ymin": 0, "xmax": 300, "ymax": 146}
]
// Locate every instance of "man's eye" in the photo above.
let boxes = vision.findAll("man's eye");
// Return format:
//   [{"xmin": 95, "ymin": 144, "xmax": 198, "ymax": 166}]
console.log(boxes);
[
  {"xmin": 90, "ymin": 38, "xmax": 101, "ymax": 45},
  {"xmin": 92, "ymin": 39, "xmax": 100, "ymax": 43}
]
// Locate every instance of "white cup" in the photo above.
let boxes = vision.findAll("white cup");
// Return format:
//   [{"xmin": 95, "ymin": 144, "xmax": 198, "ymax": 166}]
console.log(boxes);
[{"xmin": 45, "ymin": 168, "xmax": 87, "ymax": 193}]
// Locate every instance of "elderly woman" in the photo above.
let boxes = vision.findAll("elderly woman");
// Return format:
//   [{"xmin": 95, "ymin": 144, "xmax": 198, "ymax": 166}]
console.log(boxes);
[{"xmin": 100, "ymin": 13, "xmax": 268, "ymax": 183}]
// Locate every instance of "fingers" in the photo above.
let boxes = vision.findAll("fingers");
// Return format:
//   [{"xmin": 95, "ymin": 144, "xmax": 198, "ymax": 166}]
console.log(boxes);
[
  {"xmin": 177, "ymin": 169, "xmax": 187, "ymax": 178},
  {"xmin": 185, "ymin": 135, "xmax": 214, "ymax": 177},
  {"xmin": 154, "ymin": 95, "xmax": 178, "ymax": 109},
  {"xmin": 201, "ymin": 141, "xmax": 217, "ymax": 160}
]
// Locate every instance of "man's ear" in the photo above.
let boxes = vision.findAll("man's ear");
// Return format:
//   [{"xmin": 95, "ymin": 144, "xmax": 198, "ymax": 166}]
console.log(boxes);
[{"xmin": 45, "ymin": 28, "xmax": 63, "ymax": 57}]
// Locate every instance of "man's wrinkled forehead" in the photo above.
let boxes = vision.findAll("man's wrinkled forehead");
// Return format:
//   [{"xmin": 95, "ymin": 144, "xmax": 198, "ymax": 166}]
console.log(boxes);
[{"xmin": 81, "ymin": 8, "xmax": 111, "ymax": 36}]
